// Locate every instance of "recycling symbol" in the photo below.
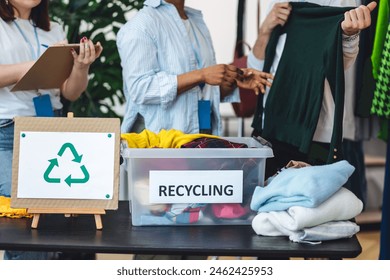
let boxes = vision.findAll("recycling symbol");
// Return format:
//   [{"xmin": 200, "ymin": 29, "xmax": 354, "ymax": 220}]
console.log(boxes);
[{"xmin": 43, "ymin": 143, "xmax": 90, "ymax": 187}]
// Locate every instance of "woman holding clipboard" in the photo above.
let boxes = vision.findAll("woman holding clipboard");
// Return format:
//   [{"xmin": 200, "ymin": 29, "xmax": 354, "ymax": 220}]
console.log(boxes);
[{"xmin": 0, "ymin": 0, "xmax": 102, "ymax": 260}]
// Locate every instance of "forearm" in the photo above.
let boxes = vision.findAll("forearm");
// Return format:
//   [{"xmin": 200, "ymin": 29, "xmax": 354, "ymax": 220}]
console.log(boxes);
[
  {"xmin": 177, "ymin": 70, "xmax": 236, "ymax": 100},
  {"xmin": 252, "ymin": 28, "xmax": 272, "ymax": 60},
  {"xmin": 176, "ymin": 69, "xmax": 204, "ymax": 95},
  {"xmin": 0, "ymin": 62, "xmax": 33, "ymax": 88},
  {"xmin": 60, "ymin": 65, "xmax": 90, "ymax": 101}
]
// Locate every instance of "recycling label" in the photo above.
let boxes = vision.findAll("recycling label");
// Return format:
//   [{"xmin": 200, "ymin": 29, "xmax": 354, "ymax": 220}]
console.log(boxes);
[{"xmin": 17, "ymin": 131, "xmax": 115, "ymax": 200}]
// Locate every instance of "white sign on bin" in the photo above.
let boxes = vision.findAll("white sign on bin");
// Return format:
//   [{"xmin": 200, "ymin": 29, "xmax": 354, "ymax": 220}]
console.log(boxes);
[
  {"xmin": 17, "ymin": 131, "xmax": 115, "ymax": 200},
  {"xmin": 149, "ymin": 170, "xmax": 243, "ymax": 203}
]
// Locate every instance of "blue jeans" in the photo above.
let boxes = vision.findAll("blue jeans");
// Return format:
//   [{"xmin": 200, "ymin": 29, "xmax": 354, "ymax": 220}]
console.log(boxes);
[
  {"xmin": 0, "ymin": 119, "xmax": 50, "ymax": 260},
  {"xmin": 0, "ymin": 119, "xmax": 14, "ymax": 197}
]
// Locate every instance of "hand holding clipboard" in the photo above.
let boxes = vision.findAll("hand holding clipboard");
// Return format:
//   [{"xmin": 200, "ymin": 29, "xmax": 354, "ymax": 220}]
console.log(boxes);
[{"xmin": 11, "ymin": 42, "xmax": 102, "ymax": 92}]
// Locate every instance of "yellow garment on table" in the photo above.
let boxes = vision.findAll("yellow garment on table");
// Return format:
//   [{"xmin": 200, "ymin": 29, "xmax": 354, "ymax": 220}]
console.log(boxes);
[
  {"xmin": 0, "ymin": 196, "xmax": 32, "ymax": 219},
  {"xmin": 121, "ymin": 129, "xmax": 219, "ymax": 148}
]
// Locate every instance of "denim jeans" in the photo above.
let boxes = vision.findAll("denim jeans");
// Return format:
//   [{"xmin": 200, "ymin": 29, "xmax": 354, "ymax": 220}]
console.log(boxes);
[
  {"xmin": 0, "ymin": 119, "xmax": 50, "ymax": 260},
  {"xmin": 0, "ymin": 119, "xmax": 14, "ymax": 197}
]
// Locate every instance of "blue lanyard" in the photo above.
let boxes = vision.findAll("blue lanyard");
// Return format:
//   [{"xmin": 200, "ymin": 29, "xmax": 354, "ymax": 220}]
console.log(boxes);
[{"xmin": 13, "ymin": 20, "xmax": 40, "ymax": 60}]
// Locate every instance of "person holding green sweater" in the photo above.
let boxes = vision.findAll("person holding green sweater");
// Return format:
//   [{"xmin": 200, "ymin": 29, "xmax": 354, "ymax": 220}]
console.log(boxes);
[{"xmin": 248, "ymin": 0, "xmax": 377, "ymax": 179}]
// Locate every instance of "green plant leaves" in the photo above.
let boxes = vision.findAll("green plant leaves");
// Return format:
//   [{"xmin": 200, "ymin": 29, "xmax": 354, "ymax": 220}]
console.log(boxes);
[{"xmin": 49, "ymin": 0, "xmax": 144, "ymax": 118}]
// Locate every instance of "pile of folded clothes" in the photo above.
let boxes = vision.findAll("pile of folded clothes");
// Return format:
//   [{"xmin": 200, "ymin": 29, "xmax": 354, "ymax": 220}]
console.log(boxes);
[{"xmin": 250, "ymin": 160, "xmax": 363, "ymax": 244}]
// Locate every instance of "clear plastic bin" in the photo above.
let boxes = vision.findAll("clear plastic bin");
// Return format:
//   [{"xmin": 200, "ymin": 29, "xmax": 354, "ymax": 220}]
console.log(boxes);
[{"xmin": 121, "ymin": 137, "xmax": 273, "ymax": 226}]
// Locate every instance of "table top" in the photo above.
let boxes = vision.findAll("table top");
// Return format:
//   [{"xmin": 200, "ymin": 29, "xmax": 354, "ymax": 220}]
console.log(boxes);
[{"xmin": 0, "ymin": 201, "xmax": 362, "ymax": 259}]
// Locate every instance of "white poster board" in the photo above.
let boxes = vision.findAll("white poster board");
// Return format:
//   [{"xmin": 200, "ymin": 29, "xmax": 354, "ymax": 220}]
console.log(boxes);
[{"xmin": 17, "ymin": 132, "xmax": 115, "ymax": 200}]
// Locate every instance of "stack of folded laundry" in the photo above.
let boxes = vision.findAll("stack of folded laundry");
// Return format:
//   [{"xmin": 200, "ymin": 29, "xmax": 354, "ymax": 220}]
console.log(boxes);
[{"xmin": 250, "ymin": 160, "xmax": 363, "ymax": 244}]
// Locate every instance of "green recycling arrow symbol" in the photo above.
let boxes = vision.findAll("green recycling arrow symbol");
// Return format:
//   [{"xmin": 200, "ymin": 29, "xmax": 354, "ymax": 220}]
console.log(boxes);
[
  {"xmin": 64, "ymin": 165, "xmax": 90, "ymax": 187},
  {"xmin": 43, "ymin": 143, "xmax": 90, "ymax": 187},
  {"xmin": 57, "ymin": 142, "xmax": 83, "ymax": 163},
  {"xmin": 43, "ymin": 158, "xmax": 61, "ymax": 183}
]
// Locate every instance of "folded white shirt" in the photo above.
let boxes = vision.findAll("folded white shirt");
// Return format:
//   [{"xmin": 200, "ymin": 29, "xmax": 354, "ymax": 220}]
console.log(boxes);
[
  {"xmin": 252, "ymin": 187, "xmax": 362, "ymax": 234},
  {"xmin": 289, "ymin": 221, "xmax": 360, "ymax": 244}
]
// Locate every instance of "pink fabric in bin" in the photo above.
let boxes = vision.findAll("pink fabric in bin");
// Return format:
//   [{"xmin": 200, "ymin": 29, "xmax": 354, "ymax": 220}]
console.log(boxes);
[{"xmin": 211, "ymin": 203, "xmax": 249, "ymax": 219}]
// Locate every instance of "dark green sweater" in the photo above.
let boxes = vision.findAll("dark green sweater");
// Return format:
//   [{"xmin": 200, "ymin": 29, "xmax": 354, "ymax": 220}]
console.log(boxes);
[{"xmin": 252, "ymin": 2, "xmax": 352, "ymax": 163}]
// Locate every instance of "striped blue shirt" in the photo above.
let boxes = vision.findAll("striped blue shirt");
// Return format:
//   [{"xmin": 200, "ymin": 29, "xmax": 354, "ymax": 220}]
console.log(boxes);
[{"xmin": 117, "ymin": 0, "xmax": 239, "ymax": 135}]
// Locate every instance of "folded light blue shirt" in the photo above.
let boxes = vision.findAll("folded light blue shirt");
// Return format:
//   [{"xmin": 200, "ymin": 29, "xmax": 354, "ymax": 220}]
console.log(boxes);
[
  {"xmin": 117, "ymin": 0, "xmax": 239, "ymax": 135},
  {"xmin": 250, "ymin": 160, "xmax": 355, "ymax": 212}
]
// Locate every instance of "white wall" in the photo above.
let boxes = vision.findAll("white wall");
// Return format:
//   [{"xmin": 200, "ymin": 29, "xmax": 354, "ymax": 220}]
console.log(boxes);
[
  {"xmin": 125, "ymin": 0, "xmax": 260, "ymax": 63},
  {"xmin": 186, "ymin": 0, "xmax": 260, "ymax": 63}
]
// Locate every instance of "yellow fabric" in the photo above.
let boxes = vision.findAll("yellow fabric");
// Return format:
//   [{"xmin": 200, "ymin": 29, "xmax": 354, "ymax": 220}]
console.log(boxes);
[
  {"xmin": 0, "ymin": 196, "xmax": 32, "ymax": 219},
  {"xmin": 121, "ymin": 129, "xmax": 219, "ymax": 148}
]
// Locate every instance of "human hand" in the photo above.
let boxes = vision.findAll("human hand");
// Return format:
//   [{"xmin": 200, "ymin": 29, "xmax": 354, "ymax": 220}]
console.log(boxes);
[
  {"xmin": 202, "ymin": 64, "xmax": 242, "ymax": 87},
  {"xmin": 341, "ymin": 1, "xmax": 377, "ymax": 36},
  {"xmin": 220, "ymin": 64, "xmax": 245, "ymax": 96},
  {"xmin": 253, "ymin": 3, "xmax": 291, "ymax": 61},
  {"xmin": 260, "ymin": 2, "xmax": 291, "ymax": 36},
  {"xmin": 200, "ymin": 64, "xmax": 244, "ymax": 99},
  {"xmin": 71, "ymin": 37, "xmax": 103, "ymax": 70},
  {"xmin": 237, "ymin": 68, "xmax": 273, "ymax": 95}
]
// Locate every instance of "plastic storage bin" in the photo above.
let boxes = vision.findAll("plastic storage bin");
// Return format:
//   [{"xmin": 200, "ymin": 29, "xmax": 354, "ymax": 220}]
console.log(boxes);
[{"xmin": 121, "ymin": 137, "xmax": 273, "ymax": 226}]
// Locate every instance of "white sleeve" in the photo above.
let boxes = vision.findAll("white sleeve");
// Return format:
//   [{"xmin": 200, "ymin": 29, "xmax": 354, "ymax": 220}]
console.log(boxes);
[
  {"xmin": 342, "ymin": 33, "xmax": 360, "ymax": 70},
  {"xmin": 247, "ymin": 51, "xmax": 265, "ymax": 70}
]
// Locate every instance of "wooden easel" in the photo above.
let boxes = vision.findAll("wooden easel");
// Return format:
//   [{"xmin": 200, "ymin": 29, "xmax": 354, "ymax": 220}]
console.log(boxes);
[
  {"xmin": 11, "ymin": 112, "xmax": 120, "ymax": 231},
  {"xmin": 26, "ymin": 113, "xmax": 106, "ymax": 230},
  {"xmin": 28, "ymin": 208, "xmax": 106, "ymax": 230}
]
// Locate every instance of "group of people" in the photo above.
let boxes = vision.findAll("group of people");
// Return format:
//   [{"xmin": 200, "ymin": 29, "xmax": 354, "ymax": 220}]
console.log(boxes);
[{"xmin": 0, "ymin": 0, "xmax": 377, "ymax": 260}]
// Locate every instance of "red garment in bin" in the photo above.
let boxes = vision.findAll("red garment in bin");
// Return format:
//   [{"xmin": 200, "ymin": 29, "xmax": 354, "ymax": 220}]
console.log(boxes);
[
  {"xmin": 181, "ymin": 137, "xmax": 257, "ymax": 220},
  {"xmin": 211, "ymin": 203, "xmax": 250, "ymax": 219}
]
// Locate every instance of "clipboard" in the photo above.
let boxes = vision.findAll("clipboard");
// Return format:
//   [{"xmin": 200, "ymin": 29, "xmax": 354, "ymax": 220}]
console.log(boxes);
[{"xmin": 11, "ymin": 44, "xmax": 98, "ymax": 92}]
